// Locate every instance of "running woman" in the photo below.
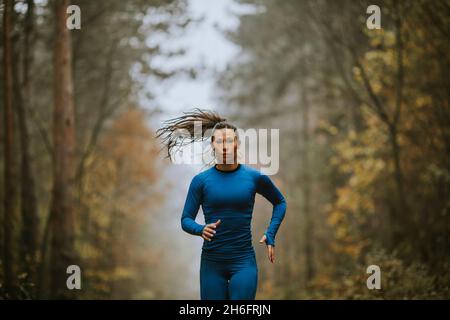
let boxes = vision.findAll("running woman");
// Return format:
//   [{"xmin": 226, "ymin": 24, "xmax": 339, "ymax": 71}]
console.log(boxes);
[{"xmin": 157, "ymin": 109, "xmax": 287, "ymax": 300}]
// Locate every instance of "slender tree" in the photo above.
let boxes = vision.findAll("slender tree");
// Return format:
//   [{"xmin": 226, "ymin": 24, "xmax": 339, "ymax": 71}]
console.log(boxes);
[
  {"xmin": 48, "ymin": 0, "xmax": 78, "ymax": 299},
  {"xmin": 12, "ymin": 0, "xmax": 40, "ymax": 290},
  {"xmin": 2, "ymin": 0, "xmax": 19, "ymax": 299}
]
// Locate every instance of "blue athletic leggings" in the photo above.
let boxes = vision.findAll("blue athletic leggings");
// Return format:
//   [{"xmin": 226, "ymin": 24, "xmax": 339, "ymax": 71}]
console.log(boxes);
[{"xmin": 200, "ymin": 254, "xmax": 258, "ymax": 300}]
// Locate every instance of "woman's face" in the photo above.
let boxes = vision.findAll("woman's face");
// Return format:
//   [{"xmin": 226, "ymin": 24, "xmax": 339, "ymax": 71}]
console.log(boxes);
[{"xmin": 212, "ymin": 128, "xmax": 238, "ymax": 164}]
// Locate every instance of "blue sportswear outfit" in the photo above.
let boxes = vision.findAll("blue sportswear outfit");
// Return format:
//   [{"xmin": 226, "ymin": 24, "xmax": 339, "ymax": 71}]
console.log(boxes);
[{"xmin": 181, "ymin": 163, "xmax": 287, "ymax": 300}]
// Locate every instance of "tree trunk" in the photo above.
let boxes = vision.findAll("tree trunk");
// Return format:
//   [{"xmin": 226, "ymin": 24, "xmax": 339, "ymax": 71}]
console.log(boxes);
[
  {"xmin": 389, "ymin": 2, "xmax": 408, "ymax": 247},
  {"xmin": 388, "ymin": 123, "xmax": 407, "ymax": 245},
  {"xmin": 3, "ymin": 0, "xmax": 19, "ymax": 299},
  {"xmin": 48, "ymin": 0, "xmax": 78, "ymax": 299},
  {"xmin": 300, "ymin": 75, "xmax": 315, "ymax": 283},
  {"xmin": 13, "ymin": 0, "xmax": 40, "ymax": 291}
]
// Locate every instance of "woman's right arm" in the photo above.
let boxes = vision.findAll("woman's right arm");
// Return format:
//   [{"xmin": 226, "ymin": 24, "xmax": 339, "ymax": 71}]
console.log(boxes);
[{"xmin": 181, "ymin": 175, "xmax": 205, "ymax": 236}]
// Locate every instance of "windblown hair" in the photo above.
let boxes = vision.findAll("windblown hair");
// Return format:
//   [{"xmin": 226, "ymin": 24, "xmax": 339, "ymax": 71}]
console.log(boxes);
[{"xmin": 156, "ymin": 108, "xmax": 238, "ymax": 162}]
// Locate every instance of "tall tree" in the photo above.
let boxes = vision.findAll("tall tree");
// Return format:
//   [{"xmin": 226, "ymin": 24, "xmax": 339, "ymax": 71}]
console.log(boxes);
[
  {"xmin": 299, "ymin": 71, "xmax": 314, "ymax": 282},
  {"xmin": 2, "ymin": 0, "xmax": 19, "ymax": 298},
  {"xmin": 12, "ymin": 0, "xmax": 40, "ymax": 289},
  {"xmin": 48, "ymin": 0, "xmax": 78, "ymax": 299}
]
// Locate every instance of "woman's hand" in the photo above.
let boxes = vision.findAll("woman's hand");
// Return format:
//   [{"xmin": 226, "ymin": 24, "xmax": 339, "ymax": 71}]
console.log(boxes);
[
  {"xmin": 259, "ymin": 234, "xmax": 275, "ymax": 263},
  {"xmin": 201, "ymin": 219, "xmax": 221, "ymax": 241}
]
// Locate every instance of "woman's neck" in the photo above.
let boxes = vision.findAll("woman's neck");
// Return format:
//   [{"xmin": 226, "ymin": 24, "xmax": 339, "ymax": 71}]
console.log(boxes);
[{"xmin": 215, "ymin": 162, "xmax": 239, "ymax": 172}]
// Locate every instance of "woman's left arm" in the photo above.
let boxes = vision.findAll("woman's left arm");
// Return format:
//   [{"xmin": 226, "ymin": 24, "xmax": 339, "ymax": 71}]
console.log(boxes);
[{"xmin": 256, "ymin": 173, "xmax": 287, "ymax": 247}]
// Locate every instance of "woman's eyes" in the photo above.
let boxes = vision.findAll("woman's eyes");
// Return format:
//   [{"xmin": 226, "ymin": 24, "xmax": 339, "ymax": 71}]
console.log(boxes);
[{"xmin": 216, "ymin": 138, "xmax": 233, "ymax": 144}]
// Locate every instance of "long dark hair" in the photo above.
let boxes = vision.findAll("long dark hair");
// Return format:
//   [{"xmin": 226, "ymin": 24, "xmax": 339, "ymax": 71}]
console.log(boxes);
[{"xmin": 156, "ymin": 108, "xmax": 238, "ymax": 162}]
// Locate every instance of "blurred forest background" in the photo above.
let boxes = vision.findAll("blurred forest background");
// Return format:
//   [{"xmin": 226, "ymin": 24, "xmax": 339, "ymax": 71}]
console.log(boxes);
[{"xmin": 0, "ymin": 0, "xmax": 449, "ymax": 299}]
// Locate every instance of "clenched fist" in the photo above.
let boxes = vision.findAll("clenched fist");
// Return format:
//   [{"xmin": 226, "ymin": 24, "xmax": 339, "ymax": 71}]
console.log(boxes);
[{"xmin": 201, "ymin": 219, "xmax": 221, "ymax": 241}]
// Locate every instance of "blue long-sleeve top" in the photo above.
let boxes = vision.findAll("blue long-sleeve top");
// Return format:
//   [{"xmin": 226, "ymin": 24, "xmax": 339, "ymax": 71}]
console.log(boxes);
[{"xmin": 181, "ymin": 163, "xmax": 287, "ymax": 261}]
